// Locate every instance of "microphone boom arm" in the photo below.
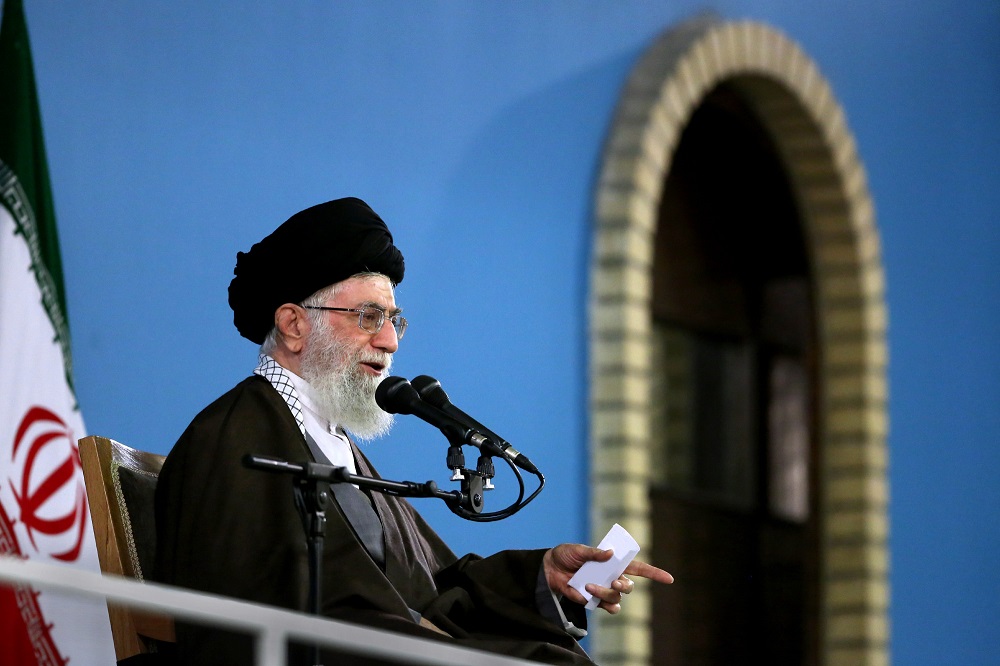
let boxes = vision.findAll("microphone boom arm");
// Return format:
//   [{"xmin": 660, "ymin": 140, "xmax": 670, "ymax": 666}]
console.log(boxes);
[{"xmin": 243, "ymin": 454, "xmax": 468, "ymax": 508}]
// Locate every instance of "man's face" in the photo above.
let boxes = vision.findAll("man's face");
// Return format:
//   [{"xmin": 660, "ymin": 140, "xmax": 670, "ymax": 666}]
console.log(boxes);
[
  {"xmin": 313, "ymin": 274, "xmax": 400, "ymax": 370},
  {"xmin": 298, "ymin": 275, "xmax": 400, "ymax": 439}
]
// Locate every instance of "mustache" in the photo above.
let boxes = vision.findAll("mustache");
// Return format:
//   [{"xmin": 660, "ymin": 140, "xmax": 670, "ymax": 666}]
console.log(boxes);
[{"xmin": 356, "ymin": 349, "xmax": 393, "ymax": 374}]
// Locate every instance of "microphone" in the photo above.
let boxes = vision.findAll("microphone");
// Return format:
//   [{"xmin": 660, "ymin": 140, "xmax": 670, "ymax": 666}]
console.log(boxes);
[
  {"xmin": 375, "ymin": 376, "xmax": 497, "ymax": 453},
  {"xmin": 410, "ymin": 375, "xmax": 539, "ymax": 475}
]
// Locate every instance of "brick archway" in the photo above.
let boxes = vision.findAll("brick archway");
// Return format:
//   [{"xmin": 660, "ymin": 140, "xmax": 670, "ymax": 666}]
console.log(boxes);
[{"xmin": 589, "ymin": 18, "xmax": 889, "ymax": 666}]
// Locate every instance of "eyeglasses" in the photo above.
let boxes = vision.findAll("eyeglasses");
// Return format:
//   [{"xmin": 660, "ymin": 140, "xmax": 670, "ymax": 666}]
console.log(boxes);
[{"xmin": 303, "ymin": 305, "xmax": 408, "ymax": 340}]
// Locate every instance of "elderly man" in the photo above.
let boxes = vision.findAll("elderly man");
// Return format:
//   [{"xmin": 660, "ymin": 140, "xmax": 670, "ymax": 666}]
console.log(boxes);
[{"xmin": 154, "ymin": 198, "xmax": 671, "ymax": 665}]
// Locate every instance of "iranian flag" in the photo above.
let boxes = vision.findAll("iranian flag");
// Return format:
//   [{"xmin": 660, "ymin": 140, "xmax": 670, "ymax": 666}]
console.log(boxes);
[{"xmin": 0, "ymin": 0, "xmax": 115, "ymax": 663}]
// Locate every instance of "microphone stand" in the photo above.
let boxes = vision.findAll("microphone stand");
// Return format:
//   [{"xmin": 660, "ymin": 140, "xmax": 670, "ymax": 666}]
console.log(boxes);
[{"xmin": 240, "ymin": 444, "xmax": 542, "ymax": 660}]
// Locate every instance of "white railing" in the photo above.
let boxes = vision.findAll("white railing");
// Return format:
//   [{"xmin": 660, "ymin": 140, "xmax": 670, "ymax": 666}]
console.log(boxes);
[{"xmin": 0, "ymin": 555, "xmax": 537, "ymax": 666}]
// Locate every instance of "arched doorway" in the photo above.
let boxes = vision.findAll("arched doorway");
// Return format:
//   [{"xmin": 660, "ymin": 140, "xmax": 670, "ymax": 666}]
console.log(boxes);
[{"xmin": 589, "ymin": 18, "xmax": 889, "ymax": 666}]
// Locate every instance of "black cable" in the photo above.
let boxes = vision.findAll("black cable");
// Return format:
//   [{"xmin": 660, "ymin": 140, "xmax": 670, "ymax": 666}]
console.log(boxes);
[{"xmin": 449, "ymin": 454, "xmax": 545, "ymax": 523}]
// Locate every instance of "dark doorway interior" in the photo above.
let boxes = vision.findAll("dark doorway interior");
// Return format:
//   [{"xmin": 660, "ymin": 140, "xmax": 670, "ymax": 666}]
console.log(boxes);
[{"xmin": 649, "ymin": 81, "xmax": 819, "ymax": 666}]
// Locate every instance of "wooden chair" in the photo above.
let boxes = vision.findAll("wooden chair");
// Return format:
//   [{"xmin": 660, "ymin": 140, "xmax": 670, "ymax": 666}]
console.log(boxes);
[{"xmin": 79, "ymin": 435, "xmax": 175, "ymax": 663}]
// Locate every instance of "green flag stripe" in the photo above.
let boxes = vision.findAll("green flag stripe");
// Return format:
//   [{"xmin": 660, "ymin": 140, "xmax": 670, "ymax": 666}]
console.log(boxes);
[{"xmin": 0, "ymin": 0, "xmax": 76, "ymax": 394}]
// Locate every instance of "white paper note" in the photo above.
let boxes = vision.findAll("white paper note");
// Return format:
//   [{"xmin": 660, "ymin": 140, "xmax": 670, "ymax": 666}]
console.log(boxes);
[{"xmin": 567, "ymin": 523, "xmax": 640, "ymax": 610}]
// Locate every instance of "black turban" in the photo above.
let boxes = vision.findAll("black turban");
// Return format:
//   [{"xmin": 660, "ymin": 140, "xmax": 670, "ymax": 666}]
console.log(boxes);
[{"xmin": 228, "ymin": 197, "xmax": 405, "ymax": 344}]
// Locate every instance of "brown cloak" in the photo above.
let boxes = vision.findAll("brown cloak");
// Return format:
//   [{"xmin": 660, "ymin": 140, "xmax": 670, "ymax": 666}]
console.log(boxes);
[{"xmin": 153, "ymin": 376, "xmax": 592, "ymax": 665}]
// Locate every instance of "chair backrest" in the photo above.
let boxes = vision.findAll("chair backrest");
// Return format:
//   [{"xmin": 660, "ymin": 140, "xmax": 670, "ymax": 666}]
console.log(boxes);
[{"xmin": 79, "ymin": 435, "xmax": 175, "ymax": 661}]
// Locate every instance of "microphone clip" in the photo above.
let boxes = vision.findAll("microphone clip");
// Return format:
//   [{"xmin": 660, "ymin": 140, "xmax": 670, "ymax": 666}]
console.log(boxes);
[
  {"xmin": 447, "ymin": 445, "xmax": 465, "ymax": 481},
  {"xmin": 445, "ymin": 444, "xmax": 489, "ymax": 513}
]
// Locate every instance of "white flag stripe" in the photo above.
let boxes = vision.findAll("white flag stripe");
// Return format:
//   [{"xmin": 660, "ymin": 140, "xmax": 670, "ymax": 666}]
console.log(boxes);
[{"xmin": 1, "ymin": 195, "xmax": 115, "ymax": 662}]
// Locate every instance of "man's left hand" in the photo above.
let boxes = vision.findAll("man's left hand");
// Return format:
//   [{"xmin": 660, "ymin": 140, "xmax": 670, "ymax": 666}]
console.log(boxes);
[{"xmin": 542, "ymin": 544, "xmax": 674, "ymax": 614}]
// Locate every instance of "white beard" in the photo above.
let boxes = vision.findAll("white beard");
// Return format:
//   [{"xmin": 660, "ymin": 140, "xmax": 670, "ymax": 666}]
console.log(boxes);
[{"xmin": 299, "ymin": 320, "xmax": 394, "ymax": 441}]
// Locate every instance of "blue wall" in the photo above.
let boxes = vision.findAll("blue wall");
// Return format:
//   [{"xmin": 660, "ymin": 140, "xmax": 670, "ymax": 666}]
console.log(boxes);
[{"xmin": 17, "ymin": 1, "xmax": 998, "ymax": 663}]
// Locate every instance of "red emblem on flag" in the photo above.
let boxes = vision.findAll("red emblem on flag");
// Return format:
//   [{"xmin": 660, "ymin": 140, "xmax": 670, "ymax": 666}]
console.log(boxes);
[
  {"xmin": 9, "ymin": 406, "xmax": 88, "ymax": 562},
  {"xmin": 1, "ymin": 407, "xmax": 78, "ymax": 666}
]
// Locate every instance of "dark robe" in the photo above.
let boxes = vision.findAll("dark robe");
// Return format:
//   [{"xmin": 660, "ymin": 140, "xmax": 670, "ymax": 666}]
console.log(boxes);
[{"xmin": 153, "ymin": 376, "xmax": 591, "ymax": 665}]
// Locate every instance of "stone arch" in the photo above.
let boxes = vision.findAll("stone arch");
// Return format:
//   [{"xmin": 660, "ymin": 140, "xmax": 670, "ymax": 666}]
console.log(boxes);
[{"xmin": 589, "ymin": 17, "xmax": 888, "ymax": 666}]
